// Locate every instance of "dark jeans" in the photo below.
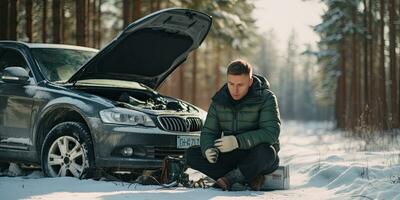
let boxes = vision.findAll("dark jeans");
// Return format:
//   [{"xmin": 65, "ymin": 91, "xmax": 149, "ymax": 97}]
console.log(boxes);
[{"xmin": 185, "ymin": 143, "xmax": 279, "ymax": 182}]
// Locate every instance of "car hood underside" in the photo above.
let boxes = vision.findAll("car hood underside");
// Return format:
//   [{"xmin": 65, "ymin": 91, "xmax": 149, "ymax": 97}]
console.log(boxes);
[{"xmin": 68, "ymin": 8, "xmax": 212, "ymax": 89}]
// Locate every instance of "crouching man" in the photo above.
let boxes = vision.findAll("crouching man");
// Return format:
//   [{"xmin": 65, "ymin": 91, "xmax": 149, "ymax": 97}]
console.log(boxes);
[{"xmin": 186, "ymin": 59, "xmax": 281, "ymax": 191}]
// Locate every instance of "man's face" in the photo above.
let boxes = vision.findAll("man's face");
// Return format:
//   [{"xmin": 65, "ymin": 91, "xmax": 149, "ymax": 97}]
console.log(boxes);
[{"xmin": 227, "ymin": 74, "xmax": 253, "ymax": 100}]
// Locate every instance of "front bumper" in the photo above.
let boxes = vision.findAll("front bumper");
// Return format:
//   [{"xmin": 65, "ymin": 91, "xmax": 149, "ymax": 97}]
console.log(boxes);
[{"xmin": 87, "ymin": 118, "xmax": 200, "ymax": 169}]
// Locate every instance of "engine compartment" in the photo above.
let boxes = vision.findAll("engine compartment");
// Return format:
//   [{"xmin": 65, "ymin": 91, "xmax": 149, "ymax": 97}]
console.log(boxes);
[{"xmin": 75, "ymin": 86, "xmax": 197, "ymax": 112}]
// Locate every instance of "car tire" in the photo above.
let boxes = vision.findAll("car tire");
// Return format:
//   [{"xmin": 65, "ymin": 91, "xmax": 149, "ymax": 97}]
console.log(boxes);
[
  {"xmin": 0, "ymin": 161, "xmax": 10, "ymax": 172},
  {"xmin": 41, "ymin": 122, "xmax": 95, "ymax": 178}
]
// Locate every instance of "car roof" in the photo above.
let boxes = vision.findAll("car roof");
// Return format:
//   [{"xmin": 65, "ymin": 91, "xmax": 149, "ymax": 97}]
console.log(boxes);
[{"xmin": 0, "ymin": 40, "xmax": 99, "ymax": 52}]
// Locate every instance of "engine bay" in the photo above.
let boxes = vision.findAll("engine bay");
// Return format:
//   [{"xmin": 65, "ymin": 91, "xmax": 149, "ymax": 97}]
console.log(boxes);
[
  {"xmin": 75, "ymin": 86, "xmax": 198, "ymax": 112},
  {"xmin": 117, "ymin": 92, "xmax": 193, "ymax": 112}
]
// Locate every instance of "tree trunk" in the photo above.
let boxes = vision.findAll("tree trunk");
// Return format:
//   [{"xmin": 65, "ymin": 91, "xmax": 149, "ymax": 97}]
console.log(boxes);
[
  {"xmin": 9, "ymin": 0, "xmax": 18, "ymax": 40},
  {"xmin": 350, "ymin": 7, "xmax": 361, "ymax": 130},
  {"xmin": 26, "ymin": 0, "xmax": 33, "ymax": 42},
  {"xmin": 368, "ymin": 0, "xmax": 377, "ymax": 130},
  {"xmin": 362, "ymin": 0, "xmax": 370, "ymax": 127},
  {"xmin": 61, "ymin": 0, "xmax": 65, "ymax": 42},
  {"xmin": 52, "ymin": 0, "xmax": 63, "ymax": 43},
  {"xmin": 42, "ymin": 0, "xmax": 47, "ymax": 42},
  {"xmin": 0, "ymin": 0, "xmax": 9, "ymax": 39},
  {"xmin": 398, "ymin": 1, "xmax": 400, "ymax": 127},
  {"xmin": 389, "ymin": 0, "xmax": 399, "ymax": 128},
  {"xmin": 365, "ymin": 0, "xmax": 378, "ymax": 130},
  {"xmin": 76, "ymin": 0, "xmax": 87, "ymax": 46},
  {"xmin": 87, "ymin": 0, "xmax": 92, "ymax": 47},
  {"xmin": 85, "ymin": 0, "xmax": 90, "ymax": 45},
  {"xmin": 192, "ymin": 51, "xmax": 198, "ymax": 105},
  {"xmin": 179, "ymin": 67, "xmax": 185, "ymax": 100},
  {"xmin": 133, "ymin": 0, "xmax": 141, "ymax": 21},
  {"xmin": 368, "ymin": 0, "xmax": 374, "ymax": 129},
  {"xmin": 336, "ymin": 42, "xmax": 348, "ymax": 129},
  {"xmin": 285, "ymin": 36, "xmax": 296, "ymax": 119},
  {"xmin": 97, "ymin": 0, "xmax": 101, "ymax": 47},
  {"xmin": 215, "ymin": 42, "xmax": 221, "ymax": 92},
  {"xmin": 203, "ymin": 44, "xmax": 211, "ymax": 108},
  {"xmin": 150, "ymin": 0, "xmax": 156, "ymax": 12},
  {"xmin": 91, "ymin": 0, "xmax": 97, "ymax": 48},
  {"xmin": 378, "ymin": 0, "xmax": 388, "ymax": 130},
  {"xmin": 156, "ymin": 0, "xmax": 161, "ymax": 10},
  {"xmin": 123, "ymin": 0, "xmax": 132, "ymax": 28}
]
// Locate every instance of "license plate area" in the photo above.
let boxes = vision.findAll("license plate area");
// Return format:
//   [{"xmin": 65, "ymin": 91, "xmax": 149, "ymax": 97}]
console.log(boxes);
[{"xmin": 177, "ymin": 135, "xmax": 200, "ymax": 149}]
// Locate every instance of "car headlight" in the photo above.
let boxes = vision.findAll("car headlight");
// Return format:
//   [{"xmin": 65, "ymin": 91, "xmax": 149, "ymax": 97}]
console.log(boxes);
[
  {"xmin": 198, "ymin": 108, "xmax": 208, "ymax": 122},
  {"xmin": 99, "ymin": 108, "xmax": 156, "ymax": 127}
]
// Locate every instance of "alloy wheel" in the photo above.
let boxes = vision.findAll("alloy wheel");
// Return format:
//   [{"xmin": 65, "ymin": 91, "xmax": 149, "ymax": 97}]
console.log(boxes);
[{"xmin": 47, "ymin": 136, "xmax": 87, "ymax": 177}]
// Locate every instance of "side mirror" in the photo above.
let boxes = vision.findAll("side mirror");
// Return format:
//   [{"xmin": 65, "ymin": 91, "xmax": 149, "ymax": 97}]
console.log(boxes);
[{"xmin": 1, "ymin": 66, "xmax": 30, "ymax": 84}]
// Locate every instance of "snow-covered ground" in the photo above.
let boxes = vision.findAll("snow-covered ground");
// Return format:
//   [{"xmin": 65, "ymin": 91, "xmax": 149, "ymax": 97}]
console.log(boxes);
[{"xmin": 1, "ymin": 121, "xmax": 400, "ymax": 200}]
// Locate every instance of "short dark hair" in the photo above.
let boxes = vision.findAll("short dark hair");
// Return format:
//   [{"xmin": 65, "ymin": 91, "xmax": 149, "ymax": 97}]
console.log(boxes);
[{"xmin": 227, "ymin": 59, "xmax": 252, "ymax": 76}]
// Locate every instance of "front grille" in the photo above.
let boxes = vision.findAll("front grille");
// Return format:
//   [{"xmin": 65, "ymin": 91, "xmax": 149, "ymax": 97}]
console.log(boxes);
[
  {"xmin": 158, "ymin": 116, "xmax": 202, "ymax": 132},
  {"xmin": 147, "ymin": 147, "xmax": 186, "ymax": 159},
  {"xmin": 186, "ymin": 117, "xmax": 202, "ymax": 132}
]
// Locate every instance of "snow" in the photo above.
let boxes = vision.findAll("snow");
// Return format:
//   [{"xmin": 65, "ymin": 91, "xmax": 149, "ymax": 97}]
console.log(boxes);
[
  {"xmin": 1, "ymin": 137, "xmax": 32, "ymax": 146},
  {"xmin": 1, "ymin": 121, "xmax": 400, "ymax": 200}
]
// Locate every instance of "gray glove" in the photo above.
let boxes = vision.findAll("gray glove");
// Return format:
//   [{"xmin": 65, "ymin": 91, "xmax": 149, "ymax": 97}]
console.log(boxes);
[
  {"xmin": 214, "ymin": 135, "xmax": 239, "ymax": 153},
  {"xmin": 205, "ymin": 148, "xmax": 219, "ymax": 163}
]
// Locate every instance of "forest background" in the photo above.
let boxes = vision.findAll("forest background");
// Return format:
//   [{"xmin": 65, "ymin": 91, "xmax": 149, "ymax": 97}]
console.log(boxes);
[{"xmin": 1, "ymin": 0, "xmax": 399, "ymax": 134}]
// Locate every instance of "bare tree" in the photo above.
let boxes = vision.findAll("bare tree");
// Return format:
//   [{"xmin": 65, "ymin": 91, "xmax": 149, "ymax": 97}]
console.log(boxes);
[
  {"xmin": 361, "ymin": 0, "xmax": 370, "ymax": 126},
  {"xmin": 378, "ymin": 0, "xmax": 388, "ymax": 130},
  {"xmin": 26, "ymin": 0, "xmax": 33, "ymax": 42},
  {"xmin": 215, "ymin": 42, "xmax": 222, "ymax": 93},
  {"xmin": 350, "ymin": 6, "xmax": 361, "ymax": 130},
  {"xmin": 191, "ymin": 51, "xmax": 198, "ymax": 105},
  {"xmin": 76, "ymin": 0, "xmax": 87, "ymax": 46},
  {"xmin": 0, "ymin": 0, "xmax": 9, "ymax": 40},
  {"xmin": 52, "ymin": 0, "xmax": 63, "ymax": 43},
  {"xmin": 389, "ymin": 0, "xmax": 399, "ymax": 128},
  {"xmin": 150, "ymin": 0, "xmax": 156, "ymax": 12},
  {"xmin": 91, "ymin": 0, "xmax": 99, "ymax": 48},
  {"xmin": 123, "ymin": 0, "xmax": 132, "ymax": 28},
  {"xmin": 133, "ymin": 0, "xmax": 141, "ymax": 21},
  {"xmin": 42, "ymin": 0, "xmax": 47, "ymax": 42},
  {"xmin": 96, "ymin": 0, "xmax": 101, "ymax": 47},
  {"xmin": 179, "ymin": 67, "xmax": 185, "ymax": 100},
  {"xmin": 156, "ymin": 0, "xmax": 160, "ymax": 10},
  {"xmin": 9, "ymin": 0, "xmax": 18, "ymax": 40},
  {"xmin": 337, "ymin": 42, "xmax": 348, "ymax": 129},
  {"xmin": 367, "ymin": 0, "xmax": 376, "ymax": 129}
]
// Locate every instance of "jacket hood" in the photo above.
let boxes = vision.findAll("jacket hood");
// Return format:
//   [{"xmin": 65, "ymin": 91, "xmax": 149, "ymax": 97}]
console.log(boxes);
[
  {"xmin": 68, "ymin": 8, "xmax": 212, "ymax": 89},
  {"xmin": 212, "ymin": 74, "xmax": 270, "ymax": 106}
]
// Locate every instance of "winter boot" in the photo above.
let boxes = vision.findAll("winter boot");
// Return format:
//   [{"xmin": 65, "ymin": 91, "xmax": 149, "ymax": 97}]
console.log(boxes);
[
  {"xmin": 216, "ymin": 168, "xmax": 245, "ymax": 191},
  {"xmin": 249, "ymin": 174, "xmax": 265, "ymax": 191}
]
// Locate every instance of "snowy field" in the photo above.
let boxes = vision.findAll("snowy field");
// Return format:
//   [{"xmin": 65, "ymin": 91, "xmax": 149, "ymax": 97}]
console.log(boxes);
[{"xmin": 1, "ymin": 121, "xmax": 400, "ymax": 200}]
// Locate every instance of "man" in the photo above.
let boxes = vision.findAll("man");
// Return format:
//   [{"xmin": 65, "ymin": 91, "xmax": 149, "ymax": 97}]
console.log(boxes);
[{"xmin": 186, "ymin": 59, "xmax": 281, "ymax": 191}]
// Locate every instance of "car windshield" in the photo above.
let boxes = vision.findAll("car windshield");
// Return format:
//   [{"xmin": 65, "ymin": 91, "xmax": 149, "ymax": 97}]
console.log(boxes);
[{"xmin": 31, "ymin": 48, "xmax": 97, "ymax": 83}]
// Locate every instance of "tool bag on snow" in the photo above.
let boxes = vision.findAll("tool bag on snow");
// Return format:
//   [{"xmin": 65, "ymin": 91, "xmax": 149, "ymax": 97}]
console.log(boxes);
[
  {"xmin": 134, "ymin": 155, "xmax": 212, "ymax": 188},
  {"xmin": 159, "ymin": 156, "xmax": 189, "ymax": 187}
]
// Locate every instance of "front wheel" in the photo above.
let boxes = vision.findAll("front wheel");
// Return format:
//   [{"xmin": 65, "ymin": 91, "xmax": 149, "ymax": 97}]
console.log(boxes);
[{"xmin": 41, "ymin": 122, "xmax": 95, "ymax": 178}]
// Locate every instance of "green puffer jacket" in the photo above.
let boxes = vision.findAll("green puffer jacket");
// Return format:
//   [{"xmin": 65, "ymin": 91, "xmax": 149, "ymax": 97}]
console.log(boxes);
[{"xmin": 200, "ymin": 74, "xmax": 281, "ymax": 157}]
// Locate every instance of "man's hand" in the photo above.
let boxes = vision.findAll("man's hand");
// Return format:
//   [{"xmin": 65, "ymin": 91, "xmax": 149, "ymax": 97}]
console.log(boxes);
[
  {"xmin": 214, "ymin": 136, "xmax": 239, "ymax": 153},
  {"xmin": 205, "ymin": 148, "xmax": 219, "ymax": 163}
]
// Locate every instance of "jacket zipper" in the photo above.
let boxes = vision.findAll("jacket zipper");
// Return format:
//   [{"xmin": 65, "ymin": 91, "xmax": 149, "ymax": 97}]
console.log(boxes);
[{"xmin": 233, "ymin": 108, "xmax": 238, "ymax": 133}]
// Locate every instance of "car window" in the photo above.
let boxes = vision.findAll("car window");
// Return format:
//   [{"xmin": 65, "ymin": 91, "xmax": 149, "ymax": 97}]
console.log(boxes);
[
  {"xmin": 31, "ymin": 48, "xmax": 96, "ymax": 82},
  {"xmin": 0, "ymin": 48, "xmax": 31, "ymax": 77}
]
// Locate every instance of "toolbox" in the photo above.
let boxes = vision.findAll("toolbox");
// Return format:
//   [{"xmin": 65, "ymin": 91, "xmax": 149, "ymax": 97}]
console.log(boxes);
[{"xmin": 261, "ymin": 165, "xmax": 290, "ymax": 190}]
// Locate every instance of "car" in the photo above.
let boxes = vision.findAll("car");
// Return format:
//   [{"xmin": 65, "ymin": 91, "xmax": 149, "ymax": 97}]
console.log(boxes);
[{"xmin": 0, "ymin": 8, "xmax": 212, "ymax": 178}]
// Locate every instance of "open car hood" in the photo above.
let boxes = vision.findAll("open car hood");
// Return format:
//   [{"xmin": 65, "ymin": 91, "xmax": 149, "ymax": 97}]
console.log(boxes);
[{"xmin": 68, "ymin": 8, "xmax": 212, "ymax": 89}]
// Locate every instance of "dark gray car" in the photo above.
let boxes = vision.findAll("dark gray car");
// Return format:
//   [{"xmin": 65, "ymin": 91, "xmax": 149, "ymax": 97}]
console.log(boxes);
[{"xmin": 0, "ymin": 8, "xmax": 212, "ymax": 178}]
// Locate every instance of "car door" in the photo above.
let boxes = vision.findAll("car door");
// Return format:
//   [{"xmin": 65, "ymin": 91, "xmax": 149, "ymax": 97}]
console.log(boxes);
[{"xmin": 0, "ymin": 47, "xmax": 35, "ymax": 150}]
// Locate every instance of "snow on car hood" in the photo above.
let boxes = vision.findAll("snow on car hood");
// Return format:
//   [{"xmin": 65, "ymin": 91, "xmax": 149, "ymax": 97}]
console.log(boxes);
[{"xmin": 68, "ymin": 8, "xmax": 212, "ymax": 89}]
